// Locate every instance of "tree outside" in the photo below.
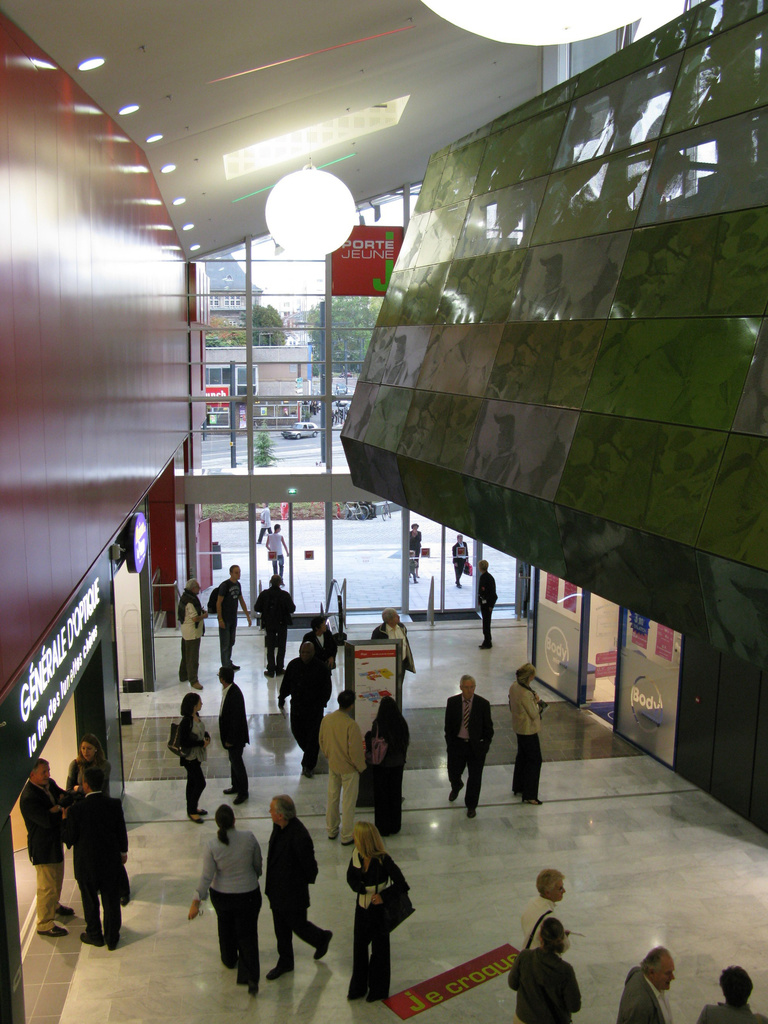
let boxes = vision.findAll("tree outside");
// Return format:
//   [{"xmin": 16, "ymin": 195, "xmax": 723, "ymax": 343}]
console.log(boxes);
[
  {"xmin": 253, "ymin": 429, "xmax": 278, "ymax": 467},
  {"xmin": 305, "ymin": 295, "xmax": 383, "ymax": 375},
  {"xmin": 206, "ymin": 304, "xmax": 285, "ymax": 347}
]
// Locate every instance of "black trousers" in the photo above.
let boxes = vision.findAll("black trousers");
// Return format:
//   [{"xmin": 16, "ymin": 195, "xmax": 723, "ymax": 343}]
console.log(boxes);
[
  {"xmin": 290, "ymin": 712, "xmax": 323, "ymax": 771},
  {"xmin": 210, "ymin": 887, "xmax": 261, "ymax": 987},
  {"xmin": 447, "ymin": 737, "xmax": 486, "ymax": 810},
  {"xmin": 79, "ymin": 873, "xmax": 121, "ymax": 947},
  {"xmin": 372, "ymin": 765, "xmax": 404, "ymax": 835},
  {"xmin": 349, "ymin": 903, "xmax": 390, "ymax": 1000},
  {"xmin": 453, "ymin": 559, "xmax": 466, "ymax": 585},
  {"xmin": 480, "ymin": 603, "xmax": 493, "ymax": 644},
  {"xmin": 182, "ymin": 756, "xmax": 206, "ymax": 815},
  {"xmin": 265, "ymin": 626, "xmax": 288, "ymax": 674},
  {"xmin": 271, "ymin": 905, "xmax": 325, "ymax": 968},
  {"xmin": 513, "ymin": 732, "xmax": 542, "ymax": 801},
  {"xmin": 227, "ymin": 745, "xmax": 248, "ymax": 796}
]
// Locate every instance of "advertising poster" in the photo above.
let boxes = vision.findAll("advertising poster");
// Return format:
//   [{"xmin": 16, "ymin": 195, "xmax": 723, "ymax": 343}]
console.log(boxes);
[
  {"xmin": 563, "ymin": 581, "xmax": 578, "ymax": 613},
  {"xmin": 655, "ymin": 625, "xmax": 675, "ymax": 661},
  {"xmin": 545, "ymin": 574, "xmax": 560, "ymax": 604},
  {"xmin": 595, "ymin": 649, "xmax": 618, "ymax": 678},
  {"xmin": 351, "ymin": 644, "xmax": 398, "ymax": 736},
  {"xmin": 630, "ymin": 613, "xmax": 650, "ymax": 649}
]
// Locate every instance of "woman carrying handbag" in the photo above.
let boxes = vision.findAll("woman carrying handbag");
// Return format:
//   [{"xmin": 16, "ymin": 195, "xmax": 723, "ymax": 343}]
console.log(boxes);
[
  {"xmin": 346, "ymin": 821, "xmax": 409, "ymax": 1003},
  {"xmin": 366, "ymin": 697, "xmax": 410, "ymax": 836}
]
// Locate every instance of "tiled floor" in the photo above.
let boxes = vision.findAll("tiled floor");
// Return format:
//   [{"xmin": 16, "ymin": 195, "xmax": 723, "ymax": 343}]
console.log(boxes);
[{"xmin": 20, "ymin": 616, "xmax": 768, "ymax": 1024}]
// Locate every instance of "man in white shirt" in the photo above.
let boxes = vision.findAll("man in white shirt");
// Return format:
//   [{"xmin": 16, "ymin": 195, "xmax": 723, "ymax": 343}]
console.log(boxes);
[
  {"xmin": 617, "ymin": 947, "xmax": 676, "ymax": 1024},
  {"xmin": 258, "ymin": 504, "xmax": 272, "ymax": 544},
  {"xmin": 266, "ymin": 524, "xmax": 289, "ymax": 580}
]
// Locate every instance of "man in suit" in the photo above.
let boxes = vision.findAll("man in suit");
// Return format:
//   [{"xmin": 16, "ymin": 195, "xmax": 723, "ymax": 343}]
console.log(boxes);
[
  {"xmin": 254, "ymin": 574, "xmax": 295, "ymax": 678},
  {"xmin": 19, "ymin": 759, "xmax": 74, "ymax": 937},
  {"xmin": 477, "ymin": 559, "xmax": 498, "ymax": 649},
  {"xmin": 62, "ymin": 766, "xmax": 128, "ymax": 950},
  {"xmin": 444, "ymin": 675, "xmax": 494, "ymax": 818},
  {"xmin": 279, "ymin": 642, "xmax": 333, "ymax": 779},
  {"xmin": 617, "ymin": 947, "xmax": 676, "ymax": 1024},
  {"xmin": 264, "ymin": 795, "xmax": 332, "ymax": 980},
  {"xmin": 219, "ymin": 665, "xmax": 250, "ymax": 803}
]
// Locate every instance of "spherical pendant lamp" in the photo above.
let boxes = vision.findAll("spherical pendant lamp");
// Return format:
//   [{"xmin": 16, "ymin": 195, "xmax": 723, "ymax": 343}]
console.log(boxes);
[
  {"xmin": 265, "ymin": 166, "xmax": 356, "ymax": 259},
  {"xmin": 420, "ymin": 0, "xmax": 648, "ymax": 46}
]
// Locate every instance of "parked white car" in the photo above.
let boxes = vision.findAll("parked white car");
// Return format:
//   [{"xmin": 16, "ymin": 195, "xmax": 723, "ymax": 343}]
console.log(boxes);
[{"xmin": 281, "ymin": 422, "xmax": 318, "ymax": 439}]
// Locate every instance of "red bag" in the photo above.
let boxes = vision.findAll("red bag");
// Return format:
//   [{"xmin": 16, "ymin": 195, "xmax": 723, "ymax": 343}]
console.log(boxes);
[{"xmin": 463, "ymin": 560, "xmax": 473, "ymax": 577}]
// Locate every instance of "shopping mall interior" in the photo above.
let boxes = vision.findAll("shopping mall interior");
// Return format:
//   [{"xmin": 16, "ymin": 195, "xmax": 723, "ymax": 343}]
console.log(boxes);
[{"xmin": 3, "ymin": 1, "xmax": 768, "ymax": 1024}]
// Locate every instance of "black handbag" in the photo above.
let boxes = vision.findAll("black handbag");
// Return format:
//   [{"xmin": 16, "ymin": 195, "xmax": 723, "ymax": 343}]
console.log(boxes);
[
  {"xmin": 380, "ymin": 884, "xmax": 414, "ymax": 932},
  {"xmin": 167, "ymin": 721, "xmax": 182, "ymax": 756}
]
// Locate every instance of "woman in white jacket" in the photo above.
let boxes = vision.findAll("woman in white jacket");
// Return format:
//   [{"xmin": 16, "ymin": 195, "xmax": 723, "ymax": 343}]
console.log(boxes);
[{"xmin": 509, "ymin": 662, "xmax": 543, "ymax": 805}]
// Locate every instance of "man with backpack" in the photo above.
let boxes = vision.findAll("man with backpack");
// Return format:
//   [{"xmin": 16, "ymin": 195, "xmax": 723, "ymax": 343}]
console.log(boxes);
[
  {"xmin": 213, "ymin": 565, "xmax": 251, "ymax": 671},
  {"xmin": 254, "ymin": 575, "xmax": 296, "ymax": 678}
]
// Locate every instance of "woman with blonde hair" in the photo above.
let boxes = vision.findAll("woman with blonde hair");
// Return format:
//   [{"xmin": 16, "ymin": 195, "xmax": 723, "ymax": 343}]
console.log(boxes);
[
  {"xmin": 510, "ymin": 663, "xmax": 544, "ymax": 804},
  {"xmin": 346, "ymin": 821, "xmax": 409, "ymax": 1002}
]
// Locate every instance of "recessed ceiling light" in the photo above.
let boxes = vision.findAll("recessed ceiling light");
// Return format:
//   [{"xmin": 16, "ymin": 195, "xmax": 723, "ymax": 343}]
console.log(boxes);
[
  {"xmin": 78, "ymin": 57, "xmax": 105, "ymax": 71},
  {"xmin": 119, "ymin": 104, "xmax": 140, "ymax": 116},
  {"xmin": 31, "ymin": 58, "xmax": 57, "ymax": 70},
  {"xmin": 146, "ymin": 133, "xmax": 163, "ymax": 143},
  {"xmin": 160, "ymin": 164, "xmax": 176, "ymax": 174},
  {"xmin": 190, "ymin": 244, "xmax": 201, "ymax": 251},
  {"xmin": 172, "ymin": 197, "xmax": 186, "ymax": 206},
  {"xmin": 182, "ymin": 223, "xmax": 195, "ymax": 231}
]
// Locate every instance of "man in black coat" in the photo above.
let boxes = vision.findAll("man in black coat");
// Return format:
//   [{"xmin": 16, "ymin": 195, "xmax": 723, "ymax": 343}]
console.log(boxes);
[
  {"xmin": 63, "ymin": 766, "xmax": 128, "ymax": 950},
  {"xmin": 279, "ymin": 642, "xmax": 333, "ymax": 778},
  {"xmin": 264, "ymin": 795, "xmax": 332, "ymax": 980},
  {"xmin": 302, "ymin": 615, "xmax": 338, "ymax": 669},
  {"xmin": 444, "ymin": 674, "xmax": 494, "ymax": 818},
  {"xmin": 218, "ymin": 665, "xmax": 250, "ymax": 803},
  {"xmin": 477, "ymin": 560, "xmax": 498, "ymax": 649},
  {"xmin": 19, "ymin": 759, "xmax": 74, "ymax": 936},
  {"xmin": 254, "ymin": 574, "xmax": 295, "ymax": 678}
]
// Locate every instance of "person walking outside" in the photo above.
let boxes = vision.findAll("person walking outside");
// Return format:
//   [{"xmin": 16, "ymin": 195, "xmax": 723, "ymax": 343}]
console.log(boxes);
[
  {"xmin": 266, "ymin": 524, "xmax": 290, "ymax": 580},
  {"xmin": 452, "ymin": 534, "xmax": 468, "ymax": 588}
]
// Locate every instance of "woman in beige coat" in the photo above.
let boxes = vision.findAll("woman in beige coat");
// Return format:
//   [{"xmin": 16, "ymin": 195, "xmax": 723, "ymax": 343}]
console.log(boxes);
[{"xmin": 509, "ymin": 663, "xmax": 543, "ymax": 805}]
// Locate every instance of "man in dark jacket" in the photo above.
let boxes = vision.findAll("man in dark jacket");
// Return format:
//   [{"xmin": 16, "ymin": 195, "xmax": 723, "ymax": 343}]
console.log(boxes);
[
  {"xmin": 264, "ymin": 795, "xmax": 332, "ymax": 980},
  {"xmin": 477, "ymin": 559, "xmax": 498, "ymax": 649},
  {"xmin": 63, "ymin": 766, "xmax": 128, "ymax": 949},
  {"xmin": 279, "ymin": 642, "xmax": 333, "ymax": 778},
  {"xmin": 444, "ymin": 674, "xmax": 494, "ymax": 818},
  {"xmin": 302, "ymin": 615, "xmax": 338, "ymax": 669},
  {"xmin": 218, "ymin": 666, "xmax": 250, "ymax": 803},
  {"xmin": 254, "ymin": 574, "xmax": 296, "ymax": 678},
  {"xmin": 19, "ymin": 759, "xmax": 74, "ymax": 936},
  {"xmin": 617, "ymin": 947, "xmax": 676, "ymax": 1024}
]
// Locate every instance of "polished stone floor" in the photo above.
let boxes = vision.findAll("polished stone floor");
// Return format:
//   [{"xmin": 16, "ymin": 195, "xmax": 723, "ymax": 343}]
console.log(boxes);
[{"xmin": 21, "ymin": 618, "xmax": 768, "ymax": 1024}]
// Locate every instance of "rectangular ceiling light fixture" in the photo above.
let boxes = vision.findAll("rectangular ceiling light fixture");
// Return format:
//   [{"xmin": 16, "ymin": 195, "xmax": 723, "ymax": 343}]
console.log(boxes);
[{"xmin": 223, "ymin": 96, "xmax": 409, "ymax": 180}]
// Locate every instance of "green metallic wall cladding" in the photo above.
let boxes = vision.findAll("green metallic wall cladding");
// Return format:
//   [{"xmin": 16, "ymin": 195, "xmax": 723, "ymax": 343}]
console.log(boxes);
[{"xmin": 342, "ymin": 0, "xmax": 768, "ymax": 669}]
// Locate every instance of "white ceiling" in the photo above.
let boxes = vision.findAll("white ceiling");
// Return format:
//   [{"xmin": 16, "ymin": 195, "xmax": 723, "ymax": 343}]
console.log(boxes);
[{"xmin": 0, "ymin": 0, "xmax": 543, "ymax": 258}]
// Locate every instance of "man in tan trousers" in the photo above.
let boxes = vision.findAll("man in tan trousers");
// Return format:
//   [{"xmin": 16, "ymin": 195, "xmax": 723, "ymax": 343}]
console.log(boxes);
[{"xmin": 318, "ymin": 690, "xmax": 366, "ymax": 845}]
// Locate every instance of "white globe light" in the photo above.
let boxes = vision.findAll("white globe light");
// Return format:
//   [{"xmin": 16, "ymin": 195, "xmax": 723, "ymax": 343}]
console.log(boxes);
[
  {"xmin": 420, "ymin": 0, "xmax": 648, "ymax": 46},
  {"xmin": 266, "ymin": 167, "xmax": 356, "ymax": 259}
]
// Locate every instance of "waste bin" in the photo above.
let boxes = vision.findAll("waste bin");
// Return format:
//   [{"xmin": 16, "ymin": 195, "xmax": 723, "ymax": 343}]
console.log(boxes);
[{"xmin": 212, "ymin": 540, "xmax": 222, "ymax": 570}]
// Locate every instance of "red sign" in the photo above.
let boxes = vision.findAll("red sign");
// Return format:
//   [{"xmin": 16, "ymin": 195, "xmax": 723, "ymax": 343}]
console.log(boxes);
[
  {"xmin": 332, "ymin": 225, "xmax": 404, "ymax": 296},
  {"xmin": 545, "ymin": 574, "xmax": 560, "ymax": 604},
  {"xmin": 563, "ymin": 580, "xmax": 578, "ymax": 613},
  {"xmin": 595, "ymin": 649, "xmax": 618, "ymax": 677},
  {"xmin": 655, "ymin": 625, "xmax": 675, "ymax": 661},
  {"xmin": 385, "ymin": 944, "xmax": 517, "ymax": 1019}
]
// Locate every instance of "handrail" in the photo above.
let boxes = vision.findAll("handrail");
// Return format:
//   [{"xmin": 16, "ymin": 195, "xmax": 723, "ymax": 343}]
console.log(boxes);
[{"xmin": 427, "ymin": 577, "xmax": 435, "ymax": 627}]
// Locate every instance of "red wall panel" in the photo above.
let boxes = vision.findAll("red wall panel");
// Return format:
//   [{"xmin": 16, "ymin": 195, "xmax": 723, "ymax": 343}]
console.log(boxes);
[{"xmin": 0, "ymin": 13, "xmax": 189, "ymax": 699}]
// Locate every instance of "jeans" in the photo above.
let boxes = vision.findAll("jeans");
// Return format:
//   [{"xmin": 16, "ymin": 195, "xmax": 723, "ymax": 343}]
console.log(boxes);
[{"xmin": 219, "ymin": 622, "xmax": 237, "ymax": 667}]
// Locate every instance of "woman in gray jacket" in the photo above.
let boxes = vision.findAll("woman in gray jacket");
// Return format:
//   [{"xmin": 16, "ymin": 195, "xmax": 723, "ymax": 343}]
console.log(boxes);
[{"xmin": 509, "ymin": 917, "xmax": 580, "ymax": 1024}]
